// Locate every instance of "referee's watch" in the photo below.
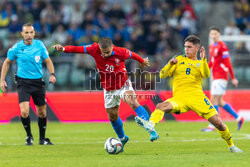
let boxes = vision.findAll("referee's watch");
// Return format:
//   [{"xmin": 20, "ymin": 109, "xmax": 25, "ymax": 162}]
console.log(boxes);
[{"xmin": 50, "ymin": 73, "xmax": 56, "ymax": 77}]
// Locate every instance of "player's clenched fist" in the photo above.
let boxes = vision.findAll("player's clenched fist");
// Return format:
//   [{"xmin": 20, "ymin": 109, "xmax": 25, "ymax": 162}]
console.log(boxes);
[
  {"xmin": 52, "ymin": 44, "xmax": 64, "ymax": 51},
  {"xmin": 199, "ymin": 46, "xmax": 206, "ymax": 59},
  {"xmin": 170, "ymin": 58, "xmax": 178, "ymax": 65}
]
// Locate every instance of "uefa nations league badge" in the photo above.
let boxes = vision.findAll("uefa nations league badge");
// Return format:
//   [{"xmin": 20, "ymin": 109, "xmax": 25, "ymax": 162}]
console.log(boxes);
[{"xmin": 35, "ymin": 55, "xmax": 40, "ymax": 63}]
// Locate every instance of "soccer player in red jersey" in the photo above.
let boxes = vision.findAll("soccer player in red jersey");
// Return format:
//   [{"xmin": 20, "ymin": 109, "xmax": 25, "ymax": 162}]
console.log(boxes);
[
  {"xmin": 202, "ymin": 27, "xmax": 244, "ymax": 132},
  {"xmin": 52, "ymin": 37, "xmax": 153, "ymax": 151}
]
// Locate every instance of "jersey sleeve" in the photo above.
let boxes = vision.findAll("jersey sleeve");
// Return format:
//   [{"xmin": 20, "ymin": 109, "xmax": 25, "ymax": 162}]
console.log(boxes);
[
  {"xmin": 221, "ymin": 43, "xmax": 229, "ymax": 59},
  {"xmin": 85, "ymin": 43, "xmax": 99, "ymax": 55},
  {"xmin": 221, "ymin": 43, "xmax": 235, "ymax": 79},
  {"xmin": 200, "ymin": 58, "xmax": 210, "ymax": 78},
  {"xmin": 7, "ymin": 44, "xmax": 17, "ymax": 61},
  {"xmin": 159, "ymin": 56, "xmax": 180, "ymax": 78},
  {"xmin": 123, "ymin": 48, "xmax": 144, "ymax": 63},
  {"xmin": 64, "ymin": 43, "xmax": 98, "ymax": 56},
  {"xmin": 40, "ymin": 41, "xmax": 49, "ymax": 59},
  {"xmin": 208, "ymin": 45, "xmax": 212, "ymax": 68},
  {"xmin": 223, "ymin": 57, "xmax": 235, "ymax": 79}
]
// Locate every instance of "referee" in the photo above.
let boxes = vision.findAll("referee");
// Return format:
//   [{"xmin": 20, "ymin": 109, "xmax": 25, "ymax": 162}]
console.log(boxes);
[{"xmin": 1, "ymin": 23, "xmax": 56, "ymax": 145}]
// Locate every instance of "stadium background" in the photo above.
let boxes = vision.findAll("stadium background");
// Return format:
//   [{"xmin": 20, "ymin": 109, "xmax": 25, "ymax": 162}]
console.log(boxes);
[{"xmin": 0, "ymin": 0, "xmax": 250, "ymax": 122}]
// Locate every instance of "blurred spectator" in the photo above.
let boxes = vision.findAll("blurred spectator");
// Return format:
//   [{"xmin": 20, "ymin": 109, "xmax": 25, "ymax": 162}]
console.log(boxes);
[
  {"xmin": 99, "ymin": 22, "xmax": 114, "ymax": 39},
  {"xmin": 68, "ymin": 23, "xmax": 84, "ymax": 42},
  {"xmin": 80, "ymin": 11, "xmax": 94, "ymax": 29},
  {"xmin": 126, "ymin": 1, "xmax": 140, "ymax": 27},
  {"xmin": 245, "ymin": 22, "xmax": 250, "ymax": 52},
  {"xmin": 234, "ymin": 0, "xmax": 250, "ymax": 17},
  {"xmin": 245, "ymin": 21, "xmax": 250, "ymax": 34},
  {"xmin": 40, "ymin": 3, "xmax": 56, "ymax": 24},
  {"xmin": 179, "ymin": 0, "xmax": 198, "ymax": 21},
  {"xmin": 156, "ymin": 31, "xmax": 172, "ymax": 54},
  {"xmin": 179, "ymin": 11, "xmax": 197, "ymax": 39},
  {"xmin": 70, "ymin": 3, "xmax": 83, "ymax": 25},
  {"xmin": 16, "ymin": 3, "xmax": 26, "ymax": 23},
  {"xmin": 224, "ymin": 20, "xmax": 241, "ymax": 35},
  {"xmin": 0, "ymin": 4, "xmax": 10, "ymax": 28},
  {"xmin": 115, "ymin": 20, "xmax": 130, "ymax": 42},
  {"xmin": 107, "ymin": 3, "xmax": 125, "ymax": 20},
  {"xmin": 21, "ymin": 0, "xmax": 32, "ymax": 12},
  {"xmin": 0, "ymin": 2, "xmax": 15, "ymax": 28},
  {"xmin": 159, "ymin": 1, "xmax": 172, "ymax": 21},
  {"xmin": 8, "ymin": 15, "xmax": 22, "ymax": 34},
  {"xmin": 79, "ymin": 24, "xmax": 98, "ymax": 45},
  {"xmin": 234, "ymin": 10, "xmax": 247, "ymax": 31},
  {"xmin": 145, "ymin": 23, "xmax": 159, "ymax": 55},
  {"xmin": 93, "ymin": 11, "xmax": 108, "ymax": 28},
  {"xmin": 57, "ymin": 3, "xmax": 71, "ymax": 27},
  {"xmin": 140, "ymin": 0, "xmax": 157, "ymax": 20},
  {"xmin": 50, "ymin": 0, "xmax": 60, "ymax": 11},
  {"xmin": 130, "ymin": 31, "xmax": 143, "ymax": 52},
  {"xmin": 30, "ymin": 1, "xmax": 43, "ymax": 22},
  {"xmin": 33, "ymin": 17, "xmax": 51, "ymax": 38},
  {"xmin": 0, "ymin": 40, "xmax": 6, "ymax": 57},
  {"xmin": 51, "ymin": 24, "xmax": 68, "ymax": 44},
  {"xmin": 167, "ymin": 10, "xmax": 179, "ymax": 30},
  {"xmin": 113, "ymin": 32, "xmax": 124, "ymax": 47}
]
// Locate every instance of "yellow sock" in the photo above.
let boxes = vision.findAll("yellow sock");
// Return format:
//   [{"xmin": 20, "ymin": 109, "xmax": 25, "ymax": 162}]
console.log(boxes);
[
  {"xmin": 149, "ymin": 109, "xmax": 165, "ymax": 125},
  {"xmin": 218, "ymin": 126, "xmax": 234, "ymax": 147}
]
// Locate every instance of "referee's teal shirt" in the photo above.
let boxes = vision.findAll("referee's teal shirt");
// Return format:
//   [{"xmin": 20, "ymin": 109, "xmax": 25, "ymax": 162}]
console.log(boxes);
[{"xmin": 7, "ymin": 39, "xmax": 49, "ymax": 79}]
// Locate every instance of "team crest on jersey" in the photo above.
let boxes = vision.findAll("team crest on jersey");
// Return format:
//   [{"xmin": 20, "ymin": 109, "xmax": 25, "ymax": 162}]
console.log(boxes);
[
  {"xmin": 214, "ymin": 48, "xmax": 218, "ymax": 56},
  {"xmin": 180, "ymin": 62, "xmax": 185, "ymax": 65},
  {"xmin": 115, "ymin": 58, "xmax": 120, "ymax": 66},
  {"xmin": 35, "ymin": 55, "xmax": 40, "ymax": 63},
  {"xmin": 196, "ymin": 63, "xmax": 201, "ymax": 67}
]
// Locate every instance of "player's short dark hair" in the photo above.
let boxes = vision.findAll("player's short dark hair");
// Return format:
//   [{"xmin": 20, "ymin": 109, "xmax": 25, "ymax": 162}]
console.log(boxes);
[
  {"xmin": 99, "ymin": 37, "xmax": 113, "ymax": 49},
  {"xmin": 209, "ymin": 26, "xmax": 220, "ymax": 33},
  {"xmin": 184, "ymin": 35, "xmax": 200, "ymax": 45},
  {"xmin": 22, "ymin": 23, "xmax": 33, "ymax": 29}
]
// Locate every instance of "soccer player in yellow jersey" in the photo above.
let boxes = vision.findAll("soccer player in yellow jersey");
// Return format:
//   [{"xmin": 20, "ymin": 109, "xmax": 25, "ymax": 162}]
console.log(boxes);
[{"xmin": 135, "ymin": 35, "xmax": 242, "ymax": 153}]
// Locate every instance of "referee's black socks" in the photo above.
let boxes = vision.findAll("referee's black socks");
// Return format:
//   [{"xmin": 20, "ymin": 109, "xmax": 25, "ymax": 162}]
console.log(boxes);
[
  {"xmin": 21, "ymin": 116, "xmax": 32, "ymax": 137},
  {"xmin": 38, "ymin": 117, "xmax": 47, "ymax": 140}
]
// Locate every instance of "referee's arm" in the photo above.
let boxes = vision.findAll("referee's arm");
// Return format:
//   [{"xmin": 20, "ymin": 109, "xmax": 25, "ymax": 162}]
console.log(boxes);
[
  {"xmin": 1, "ymin": 58, "xmax": 12, "ymax": 93},
  {"xmin": 44, "ymin": 57, "xmax": 56, "ymax": 84}
]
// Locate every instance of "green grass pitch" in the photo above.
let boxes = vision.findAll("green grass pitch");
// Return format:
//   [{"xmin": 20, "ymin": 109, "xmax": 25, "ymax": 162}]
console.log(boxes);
[{"xmin": 0, "ymin": 121, "xmax": 249, "ymax": 167}]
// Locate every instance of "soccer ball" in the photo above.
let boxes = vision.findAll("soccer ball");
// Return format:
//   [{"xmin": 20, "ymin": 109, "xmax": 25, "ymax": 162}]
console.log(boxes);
[{"xmin": 104, "ymin": 137, "xmax": 123, "ymax": 154}]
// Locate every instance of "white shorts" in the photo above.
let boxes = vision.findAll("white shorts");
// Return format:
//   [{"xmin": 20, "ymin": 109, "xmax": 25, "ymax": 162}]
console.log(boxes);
[
  {"xmin": 104, "ymin": 79, "xmax": 135, "ymax": 108},
  {"xmin": 211, "ymin": 79, "xmax": 228, "ymax": 95}
]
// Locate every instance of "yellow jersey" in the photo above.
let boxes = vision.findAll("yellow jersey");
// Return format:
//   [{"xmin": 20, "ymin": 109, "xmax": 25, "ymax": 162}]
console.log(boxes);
[{"xmin": 160, "ymin": 55, "xmax": 210, "ymax": 96}]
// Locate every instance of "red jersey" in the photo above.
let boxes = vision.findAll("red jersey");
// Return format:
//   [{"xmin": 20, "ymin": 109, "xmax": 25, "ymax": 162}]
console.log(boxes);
[
  {"xmin": 64, "ymin": 43, "xmax": 144, "ymax": 91},
  {"xmin": 208, "ymin": 41, "xmax": 235, "ymax": 80}
]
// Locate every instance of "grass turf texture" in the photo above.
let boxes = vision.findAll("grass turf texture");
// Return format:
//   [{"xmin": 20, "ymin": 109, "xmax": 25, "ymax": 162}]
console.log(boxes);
[{"xmin": 0, "ymin": 121, "xmax": 249, "ymax": 167}]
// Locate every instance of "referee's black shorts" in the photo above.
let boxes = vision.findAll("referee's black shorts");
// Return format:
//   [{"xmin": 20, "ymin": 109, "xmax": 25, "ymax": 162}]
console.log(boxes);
[{"xmin": 17, "ymin": 77, "xmax": 46, "ymax": 106}]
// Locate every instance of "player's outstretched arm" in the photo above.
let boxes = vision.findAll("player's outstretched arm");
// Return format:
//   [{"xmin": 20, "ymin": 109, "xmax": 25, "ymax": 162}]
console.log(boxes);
[
  {"xmin": 199, "ymin": 46, "xmax": 210, "ymax": 78},
  {"xmin": 0, "ymin": 58, "xmax": 12, "ymax": 93},
  {"xmin": 160, "ymin": 58, "xmax": 178, "ymax": 79},
  {"xmin": 52, "ymin": 44, "xmax": 85, "ymax": 53}
]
